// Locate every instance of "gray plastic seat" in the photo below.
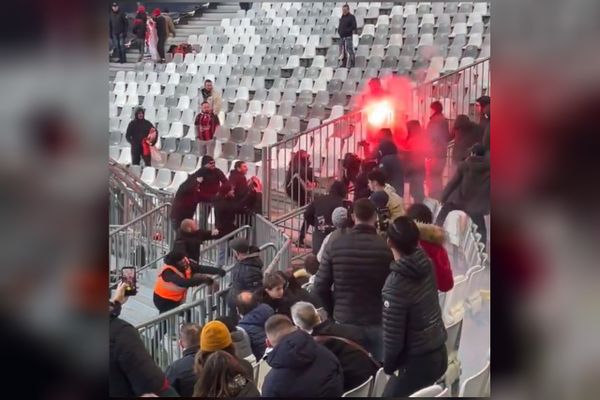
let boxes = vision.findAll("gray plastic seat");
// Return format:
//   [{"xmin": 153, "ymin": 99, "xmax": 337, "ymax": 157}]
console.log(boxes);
[
  {"xmin": 401, "ymin": 45, "xmax": 416, "ymax": 58},
  {"xmin": 278, "ymin": 101, "xmax": 294, "ymax": 118},
  {"xmin": 354, "ymin": 56, "xmax": 367, "ymax": 69},
  {"xmin": 267, "ymin": 89, "xmax": 282, "ymax": 103},
  {"xmin": 313, "ymin": 91, "xmax": 330, "ymax": 107},
  {"xmin": 327, "ymin": 79, "xmax": 343, "ymax": 92},
  {"xmin": 191, "ymin": 140, "xmax": 206, "ymax": 157},
  {"xmin": 255, "ymin": 65, "xmax": 269, "ymax": 77},
  {"xmin": 233, "ymin": 99, "xmax": 248, "ymax": 114},
  {"xmin": 359, "ymin": 35, "xmax": 374, "ymax": 46},
  {"xmin": 165, "ymin": 153, "xmax": 182, "ymax": 170},
  {"xmin": 330, "ymin": 92, "xmax": 349, "ymax": 108},
  {"xmin": 223, "ymin": 87, "xmax": 237, "ymax": 103},
  {"xmin": 291, "ymin": 66, "xmax": 306, "ymax": 80},
  {"xmin": 463, "ymin": 45, "xmax": 480, "ymax": 59},
  {"xmin": 305, "ymin": 67, "xmax": 321, "ymax": 80},
  {"xmin": 181, "ymin": 154, "xmax": 198, "ymax": 172},
  {"xmin": 363, "ymin": 68, "xmax": 379, "ymax": 80},
  {"xmin": 308, "ymin": 104, "xmax": 326, "ymax": 120},
  {"xmin": 366, "ymin": 56, "xmax": 383, "ymax": 70},
  {"xmin": 253, "ymin": 88, "xmax": 267, "ymax": 102},
  {"xmin": 109, "ymin": 132, "xmax": 121, "ymax": 146},
  {"xmin": 239, "ymin": 144, "xmax": 256, "ymax": 162},
  {"xmin": 298, "ymin": 90, "xmax": 313, "ymax": 104},
  {"xmin": 215, "ymin": 126, "xmax": 231, "ymax": 141},
  {"xmin": 225, "ymin": 113, "xmax": 239, "ymax": 128},
  {"xmin": 230, "ymin": 127, "xmax": 247, "ymax": 144},
  {"xmin": 245, "ymin": 129, "xmax": 262, "ymax": 146},
  {"xmin": 382, "ymin": 56, "xmax": 399, "ymax": 68},
  {"xmin": 292, "ymin": 103, "xmax": 309, "ymax": 119},
  {"xmin": 177, "ymin": 138, "xmax": 192, "ymax": 154},
  {"xmin": 253, "ymin": 115, "xmax": 269, "ymax": 130},
  {"xmin": 280, "ymin": 116, "xmax": 301, "ymax": 137},
  {"xmin": 220, "ymin": 141, "xmax": 238, "ymax": 160},
  {"xmin": 162, "ymin": 137, "xmax": 177, "ymax": 154},
  {"xmin": 341, "ymin": 79, "xmax": 357, "ymax": 96},
  {"xmin": 282, "ymin": 88, "xmax": 297, "ymax": 103}
]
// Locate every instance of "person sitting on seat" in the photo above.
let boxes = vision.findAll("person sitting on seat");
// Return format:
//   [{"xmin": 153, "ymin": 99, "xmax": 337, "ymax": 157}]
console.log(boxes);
[
  {"xmin": 236, "ymin": 291, "xmax": 274, "ymax": 361},
  {"xmin": 165, "ymin": 323, "xmax": 201, "ymax": 397}
]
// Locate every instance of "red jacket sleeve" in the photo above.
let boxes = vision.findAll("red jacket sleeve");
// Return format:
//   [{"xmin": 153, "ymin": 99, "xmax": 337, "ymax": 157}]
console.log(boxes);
[{"xmin": 434, "ymin": 246, "xmax": 454, "ymax": 292}]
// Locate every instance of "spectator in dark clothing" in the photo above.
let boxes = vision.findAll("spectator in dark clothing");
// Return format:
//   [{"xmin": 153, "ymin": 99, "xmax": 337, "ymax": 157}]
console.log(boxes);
[
  {"xmin": 125, "ymin": 107, "xmax": 155, "ymax": 166},
  {"xmin": 291, "ymin": 301, "xmax": 379, "ymax": 391},
  {"xmin": 317, "ymin": 207, "xmax": 352, "ymax": 263},
  {"xmin": 376, "ymin": 129, "xmax": 405, "ymax": 197},
  {"xmin": 236, "ymin": 291, "xmax": 274, "ymax": 360},
  {"xmin": 342, "ymin": 152, "xmax": 361, "ymax": 190},
  {"xmin": 173, "ymin": 218, "xmax": 220, "ymax": 262},
  {"xmin": 171, "ymin": 174, "xmax": 201, "ymax": 231},
  {"xmin": 195, "ymin": 321, "xmax": 254, "ymax": 380},
  {"xmin": 227, "ymin": 238, "xmax": 264, "ymax": 311},
  {"xmin": 382, "ymin": 217, "xmax": 447, "ymax": 397},
  {"xmin": 153, "ymin": 251, "xmax": 217, "ymax": 314},
  {"xmin": 132, "ymin": 5, "xmax": 147, "ymax": 62},
  {"xmin": 405, "ymin": 204, "xmax": 454, "ymax": 292},
  {"xmin": 476, "ymin": 96, "xmax": 491, "ymax": 151},
  {"xmin": 165, "ymin": 323, "xmax": 201, "ymax": 397},
  {"xmin": 426, "ymin": 101, "xmax": 451, "ymax": 200},
  {"xmin": 451, "ymin": 114, "xmax": 483, "ymax": 167},
  {"xmin": 194, "ymin": 101, "xmax": 220, "ymax": 141},
  {"xmin": 338, "ymin": 4, "xmax": 357, "ymax": 68},
  {"xmin": 229, "ymin": 160, "xmax": 249, "ymax": 200},
  {"xmin": 110, "ymin": 282, "xmax": 178, "ymax": 397},
  {"xmin": 213, "ymin": 183, "xmax": 256, "ymax": 237},
  {"xmin": 262, "ymin": 315, "xmax": 344, "ymax": 397},
  {"xmin": 282, "ymin": 270, "xmax": 323, "ymax": 309},
  {"xmin": 109, "ymin": 3, "xmax": 128, "ymax": 63},
  {"xmin": 192, "ymin": 155, "xmax": 228, "ymax": 203},
  {"xmin": 162, "ymin": 8, "xmax": 177, "ymax": 38},
  {"xmin": 151, "ymin": 9, "xmax": 167, "ymax": 62},
  {"xmin": 402, "ymin": 120, "xmax": 427, "ymax": 203},
  {"xmin": 255, "ymin": 271, "xmax": 293, "ymax": 317},
  {"xmin": 215, "ymin": 316, "xmax": 254, "ymax": 361},
  {"xmin": 239, "ymin": 2, "xmax": 252, "ymax": 11},
  {"xmin": 285, "ymin": 150, "xmax": 315, "ymax": 246},
  {"xmin": 314, "ymin": 198, "xmax": 393, "ymax": 361},
  {"xmin": 304, "ymin": 180, "xmax": 347, "ymax": 255},
  {"xmin": 193, "ymin": 351, "xmax": 260, "ymax": 397},
  {"xmin": 436, "ymin": 143, "xmax": 490, "ymax": 246},
  {"xmin": 354, "ymin": 159, "xmax": 378, "ymax": 200}
]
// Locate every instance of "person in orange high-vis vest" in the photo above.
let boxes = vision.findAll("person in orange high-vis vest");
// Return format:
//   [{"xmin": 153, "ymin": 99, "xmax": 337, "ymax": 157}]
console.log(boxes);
[{"xmin": 153, "ymin": 251, "xmax": 217, "ymax": 314}]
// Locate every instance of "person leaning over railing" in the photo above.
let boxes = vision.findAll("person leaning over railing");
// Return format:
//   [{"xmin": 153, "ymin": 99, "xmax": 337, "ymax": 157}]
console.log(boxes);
[
  {"xmin": 153, "ymin": 251, "xmax": 218, "ymax": 314},
  {"xmin": 110, "ymin": 282, "xmax": 179, "ymax": 397}
]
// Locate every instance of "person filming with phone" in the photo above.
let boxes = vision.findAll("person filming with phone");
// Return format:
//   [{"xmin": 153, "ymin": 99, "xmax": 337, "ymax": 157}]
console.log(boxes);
[{"xmin": 153, "ymin": 250, "xmax": 217, "ymax": 314}]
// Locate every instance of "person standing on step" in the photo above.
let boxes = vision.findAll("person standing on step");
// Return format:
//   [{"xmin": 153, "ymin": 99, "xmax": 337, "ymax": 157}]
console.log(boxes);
[
  {"xmin": 201, "ymin": 79, "xmax": 223, "ymax": 115},
  {"xmin": 338, "ymin": 4, "xmax": 357, "ymax": 69},
  {"xmin": 109, "ymin": 2, "xmax": 128, "ymax": 64},
  {"xmin": 162, "ymin": 8, "xmax": 177, "ymax": 39},
  {"xmin": 132, "ymin": 5, "xmax": 147, "ymax": 62},
  {"xmin": 194, "ymin": 101, "xmax": 220, "ymax": 141},
  {"xmin": 125, "ymin": 107, "xmax": 155, "ymax": 166},
  {"xmin": 152, "ymin": 9, "xmax": 167, "ymax": 63}
]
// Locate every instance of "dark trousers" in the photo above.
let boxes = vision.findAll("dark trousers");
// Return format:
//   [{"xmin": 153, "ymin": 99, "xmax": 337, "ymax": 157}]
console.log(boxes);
[
  {"xmin": 435, "ymin": 202, "xmax": 487, "ymax": 246},
  {"xmin": 131, "ymin": 147, "xmax": 141, "ymax": 165},
  {"xmin": 111, "ymin": 35, "xmax": 126, "ymax": 63},
  {"xmin": 407, "ymin": 170, "xmax": 425, "ymax": 204},
  {"xmin": 157, "ymin": 36, "xmax": 167, "ymax": 60},
  {"xmin": 135, "ymin": 37, "xmax": 145, "ymax": 60},
  {"xmin": 427, "ymin": 157, "xmax": 446, "ymax": 200},
  {"xmin": 346, "ymin": 324, "xmax": 384, "ymax": 362},
  {"xmin": 383, "ymin": 346, "xmax": 448, "ymax": 397}
]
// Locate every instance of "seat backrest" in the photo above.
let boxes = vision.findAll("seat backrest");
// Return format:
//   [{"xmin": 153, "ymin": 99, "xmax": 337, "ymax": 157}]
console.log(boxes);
[
  {"xmin": 409, "ymin": 384, "xmax": 444, "ymax": 397},
  {"xmin": 459, "ymin": 360, "xmax": 490, "ymax": 397},
  {"xmin": 370, "ymin": 368, "xmax": 389, "ymax": 397},
  {"xmin": 442, "ymin": 274, "xmax": 468, "ymax": 325},
  {"xmin": 342, "ymin": 376, "xmax": 373, "ymax": 397},
  {"xmin": 255, "ymin": 359, "xmax": 271, "ymax": 391}
]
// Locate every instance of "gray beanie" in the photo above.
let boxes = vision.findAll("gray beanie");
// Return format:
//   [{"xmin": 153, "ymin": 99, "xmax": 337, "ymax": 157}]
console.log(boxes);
[{"xmin": 331, "ymin": 207, "xmax": 348, "ymax": 228}]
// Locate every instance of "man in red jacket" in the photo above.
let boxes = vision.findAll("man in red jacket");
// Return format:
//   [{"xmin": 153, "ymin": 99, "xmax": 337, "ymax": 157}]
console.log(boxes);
[
  {"xmin": 194, "ymin": 101, "xmax": 220, "ymax": 141},
  {"xmin": 405, "ymin": 203, "xmax": 454, "ymax": 292}
]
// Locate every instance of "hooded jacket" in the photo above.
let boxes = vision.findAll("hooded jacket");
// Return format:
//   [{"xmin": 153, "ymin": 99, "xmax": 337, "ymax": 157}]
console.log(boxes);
[
  {"xmin": 228, "ymin": 255, "xmax": 264, "ymax": 306},
  {"xmin": 427, "ymin": 112, "xmax": 451, "ymax": 158},
  {"xmin": 192, "ymin": 165, "xmax": 228, "ymax": 202},
  {"xmin": 238, "ymin": 303, "xmax": 274, "ymax": 360},
  {"xmin": 441, "ymin": 155, "xmax": 490, "ymax": 215},
  {"xmin": 315, "ymin": 224, "xmax": 393, "ymax": 326},
  {"xmin": 451, "ymin": 118, "xmax": 484, "ymax": 164},
  {"xmin": 382, "ymin": 248, "xmax": 447, "ymax": 374},
  {"xmin": 164, "ymin": 345, "xmax": 198, "ymax": 397},
  {"xmin": 262, "ymin": 330, "xmax": 344, "ymax": 397},
  {"xmin": 125, "ymin": 108, "xmax": 155, "ymax": 154},
  {"xmin": 171, "ymin": 174, "xmax": 200, "ymax": 224},
  {"xmin": 304, "ymin": 190, "xmax": 346, "ymax": 256},
  {"xmin": 416, "ymin": 223, "xmax": 454, "ymax": 292}
]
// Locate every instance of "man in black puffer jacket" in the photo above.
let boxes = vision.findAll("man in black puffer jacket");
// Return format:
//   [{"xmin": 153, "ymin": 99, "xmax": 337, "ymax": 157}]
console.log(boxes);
[
  {"xmin": 303, "ymin": 180, "xmax": 347, "ymax": 255},
  {"xmin": 314, "ymin": 198, "xmax": 393, "ymax": 361},
  {"xmin": 382, "ymin": 217, "xmax": 447, "ymax": 397},
  {"xmin": 125, "ymin": 107, "xmax": 155, "ymax": 166}
]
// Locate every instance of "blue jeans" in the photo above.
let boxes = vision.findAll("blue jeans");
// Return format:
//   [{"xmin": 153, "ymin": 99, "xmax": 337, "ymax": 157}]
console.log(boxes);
[
  {"xmin": 339, "ymin": 36, "xmax": 355, "ymax": 68},
  {"xmin": 111, "ymin": 35, "xmax": 126, "ymax": 63},
  {"xmin": 347, "ymin": 324, "xmax": 383, "ymax": 362}
]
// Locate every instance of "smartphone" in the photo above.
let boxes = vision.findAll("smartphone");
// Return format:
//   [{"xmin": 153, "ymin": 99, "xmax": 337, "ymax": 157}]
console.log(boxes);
[{"xmin": 120, "ymin": 267, "xmax": 137, "ymax": 296}]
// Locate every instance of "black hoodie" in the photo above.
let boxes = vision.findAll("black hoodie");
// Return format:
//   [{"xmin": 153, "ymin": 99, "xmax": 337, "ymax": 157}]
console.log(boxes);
[
  {"xmin": 125, "ymin": 107, "xmax": 154, "ymax": 153},
  {"xmin": 382, "ymin": 248, "xmax": 447, "ymax": 374},
  {"xmin": 262, "ymin": 330, "xmax": 344, "ymax": 397}
]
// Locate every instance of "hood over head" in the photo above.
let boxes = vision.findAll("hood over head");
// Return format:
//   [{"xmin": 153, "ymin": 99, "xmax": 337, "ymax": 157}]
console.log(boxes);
[{"xmin": 266, "ymin": 329, "xmax": 317, "ymax": 369}]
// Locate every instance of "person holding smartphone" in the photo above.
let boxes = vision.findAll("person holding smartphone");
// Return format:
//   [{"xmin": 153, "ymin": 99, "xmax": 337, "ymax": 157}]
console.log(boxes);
[{"xmin": 153, "ymin": 251, "xmax": 216, "ymax": 314}]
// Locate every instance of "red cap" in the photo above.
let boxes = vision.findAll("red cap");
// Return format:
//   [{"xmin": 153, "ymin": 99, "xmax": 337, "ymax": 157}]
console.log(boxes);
[
  {"xmin": 152, "ymin": 8, "xmax": 161, "ymax": 17},
  {"xmin": 137, "ymin": 5, "xmax": 145, "ymax": 13}
]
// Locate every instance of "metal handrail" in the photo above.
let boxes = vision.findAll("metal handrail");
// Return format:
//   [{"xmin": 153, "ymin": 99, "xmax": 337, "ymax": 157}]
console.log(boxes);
[
  {"xmin": 109, "ymin": 203, "xmax": 172, "ymax": 237},
  {"xmin": 109, "ymin": 158, "xmax": 172, "ymax": 199},
  {"xmin": 417, "ymin": 56, "xmax": 490, "ymax": 88},
  {"xmin": 272, "ymin": 204, "xmax": 310, "ymax": 224},
  {"xmin": 264, "ymin": 238, "xmax": 292, "ymax": 274}
]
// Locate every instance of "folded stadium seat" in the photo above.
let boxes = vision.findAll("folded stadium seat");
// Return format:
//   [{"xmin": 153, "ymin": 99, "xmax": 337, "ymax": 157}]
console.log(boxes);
[
  {"xmin": 245, "ymin": 128, "xmax": 262, "ymax": 146},
  {"xmin": 326, "ymin": 78, "xmax": 343, "ymax": 93},
  {"xmin": 114, "ymin": 93, "xmax": 127, "ymax": 108},
  {"xmin": 125, "ymin": 70, "xmax": 136, "ymax": 83},
  {"xmin": 165, "ymin": 153, "xmax": 182, "ymax": 171},
  {"xmin": 114, "ymin": 70, "xmax": 126, "ymax": 83},
  {"xmin": 355, "ymin": 45, "xmax": 369, "ymax": 59},
  {"xmin": 298, "ymin": 78, "xmax": 313, "ymax": 93},
  {"xmin": 177, "ymin": 138, "xmax": 192, "ymax": 154},
  {"xmin": 474, "ymin": 2, "xmax": 488, "ymax": 15},
  {"xmin": 442, "ymin": 56, "xmax": 459, "ymax": 74},
  {"xmin": 300, "ymin": 45, "xmax": 316, "ymax": 61},
  {"xmin": 366, "ymin": 56, "xmax": 383, "ymax": 70},
  {"xmin": 467, "ymin": 33, "xmax": 483, "ymax": 48},
  {"xmin": 418, "ymin": 33, "xmax": 434, "ymax": 48},
  {"xmin": 117, "ymin": 117, "xmax": 130, "ymax": 133},
  {"xmin": 281, "ymin": 116, "xmax": 301, "ymax": 137},
  {"xmin": 229, "ymin": 127, "xmax": 247, "ymax": 144},
  {"xmin": 363, "ymin": 67, "xmax": 379, "ymax": 80},
  {"xmin": 262, "ymin": 55, "xmax": 276, "ymax": 68},
  {"xmin": 372, "ymin": 44, "xmax": 387, "ymax": 58},
  {"xmin": 463, "ymin": 45, "xmax": 480, "ymax": 59},
  {"xmin": 390, "ymin": 24, "xmax": 403, "ymax": 35},
  {"xmin": 266, "ymin": 114, "xmax": 284, "ymax": 133},
  {"xmin": 273, "ymin": 55, "xmax": 287, "ymax": 68},
  {"xmin": 109, "ymin": 132, "xmax": 121, "ymax": 147},
  {"xmin": 283, "ymin": 35, "xmax": 295, "ymax": 47},
  {"xmin": 300, "ymin": 66, "xmax": 318, "ymax": 81},
  {"xmin": 225, "ymin": 112, "xmax": 239, "ymax": 128},
  {"xmin": 359, "ymin": 34, "xmax": 374, "ymax": 46},
  {"xmin": 144, "ymin": 107, "xmax": 157, "ymax": 125},
  {"xmin": 281, "ymin": 88, "xmax": 296, "ymax": 104},
  {"xmin": 291, "ymin": 66, "xmax": 306, "ymax": 80},
  {"xmin": 237, "ymin": 143, "xmax": 256, "ymax": 162},
  {"xmin": 157, "ymin": 121, "xmax": 170, "ymax": 137},
  {"xmin": 316, "ymin": 36, "xmax": 333, "ymax": 51},
  {"xmin": 189, "ymin": 141, "xmax": 204, "ymax": 157},
  {"xmin": 278, "ymin": 101, "xmax": 294, "ymax": 119},
  {"xmin": 113, "ymin": 81, "xmax": 126, "ymax": 95},
  {"xmin": 308, "ymin": 101, "xmax": 328, "ymax": 120},
  {"xmin": 470, "ymin": 22, "xmax": 485, "ymax": 35},
  {"xmin": 390, "ymin": 13, "xmax": 403, "ymax": 27},
  {"xmin": 220, "ymin": 142, "xmax": 239, "ymax": 161},
  {"xmin": 167, "ymin": 122, "xmax": 184, "ymax": 140},
  {"xmin": 253, "ymin": 44, "xmax": 268, "ymax": 57},
  {"xmin": 298, "ymin": 89, "xmax": 313, "ymax": 104},
  {"xmin": 451, "ymin": 22, "xmax": 468, "ymax": 37},
  {"xmin": 165, "ymin": 106, "xmax": 179, "ymax": 122},
  {"xmin": 140, "ymin": 166, "xmax": 156, "ymax": 186},
  {"xmin": 310, "ymin": 56, "xmax": 325, "ymax": 69},
  {"xmin": 232, "ymin": 99, "xmax": 248, "ymax": 115},
  {"xmin": 127, "ymin": 164, "xmax": 142, "ymax": 179},
  {"xmin": 160, "ymin": 136, "xmax": 178, "ymax": 155},
  {"xmin": 292, "ymin": 103, "xmax": 309, "ymax": 120},
  {"xmin": 255, "ymin": 66, "xmax": 269, "ymax": 79},
  {"xmin": 459, "ymin": 56, "xmax": 475, "ymax": 68},
  {"xmin": 125, "ymin": 94, "xmax": 139, "ymax": 108},
  {"xmin": 425, "ymin": 57, "xmax": 444, "ymax": 81},
  {"xmin": 479, "ymin": 45, "xmax": 490, "ymax": 59},
  {"xmin": 238, "ymin": 114, "xmax": 254, "ymax": 130},
  {"xmin": 382, "ymin": 55, "xmax": 399, "ymax": 68},
  {"xmin": 164, "ymin": 63, "xmax": 176, "ymax": 75},
  {"xmin": 176, "ymin": 96, "xmax": 190, "ymax": 111},
  {"xmin": 459, "ymin": 2, "xmax": 474, "ymax": 13},
  {"xmin": 373, "ymin": 35, "xmax": 389, "ymax": 47},
  {"xmin": 379, "ymin": 67, "xmax": 395, "ymax": 78},
  {"xmin": 247, "ymin": 100, "xmax": 262, "ymax": 117},
  {"xmin": 376, "ymin": 14, "xmax": 389, "ymax": 26}
]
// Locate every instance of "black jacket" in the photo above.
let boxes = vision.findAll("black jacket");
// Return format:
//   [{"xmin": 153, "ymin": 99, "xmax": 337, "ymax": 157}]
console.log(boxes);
[
  {"xmin": 171, "ymin": 175, "xmax": 200, "ymax": 224},
  {"xmin": 382, "ymin": 249, "xmax": 447, "ymax": 374},
  {"xmin": 338, "ymin": 13, "xmax": 357, "ymax": 38},
  {"xmin": 304, "ymin": 193, "xmax": 345, "ymax": 255},
  {"xmin": 192, "ymin": 167, "xmax": 228, "ymax": 202},
  {"xmin": 285, "ymin": 164, "xmax": 314, "ymax": 206},
  {"xmin": 238, "ymin": 303, "xmax": 274, "ymax": 360},
  {"xmin": 132, "ymin": 12, "xmax": 147, "ymax": 39},
  {"xmin": 109, "ymin": 10, "xmax": 128, "ymax": 37},
  {"xmin": 314, "ymin": 335, "xmax": 379, "ymax": 391},
  {"xmin": 481, "ymin": 114, "xmax": 490, "ymax": 151},
  {"xmin": 229, "ymin": 169, "xmax": 249, "ymax": 200},
  {"xmin": 154, "ymin": 15, "xmax": 167, "ymax": 39},
  {"xmin": 213, "ymin": 194, "xmax": 254, "ymax": 236},
  {"xmin": 262, "ymin": 330, "xmax": 344, "ymax": 397},
  {"xmin": 312, "ymin": 319, "xmax": 365, "ymax": 345},
  {"xmin": 427, "ymin": 113, "xmax": 451, "ymax": 158},
  {"xmin": 228, "ymin": 255, "xmax": 264, "ymax": 306},
  {"xmin": 452, "ymin": 122, "xmax": 483, "ymax": 164},
  {"xmin": 442, "ymin": 155, "xmax": 490, "ymax": 215},
  {"xmin": 314, "ymin": 224, "xmax": 393, "ymax": 326},
  {"xmin": 126, "ymin": 115, "xmax": 155, "ymax": 154},
  {"xmin": 354, "ymin": 171, "xmax": 372, "ymax": 200},
  {"xmin": 165, "ymin": 345, "xmax": 198, "ymax": 397},
  {"xmin": 173, "ymin": 228, "xmax": 215, "ymax": 262},
  {"xmin": 159, "ymin": 262, "xmax": 216, "ymax": 290},
  {"xmin": 109, "ymin": 316, "xmax": 173, "ymax": 397},
  {"xmin": 380, "ymin": 154, "xmax": 405, "ymax": 197}
]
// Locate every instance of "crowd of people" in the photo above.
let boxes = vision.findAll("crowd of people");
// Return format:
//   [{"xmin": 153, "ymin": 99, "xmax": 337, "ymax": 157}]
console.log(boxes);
[{"xmin": 110, "ymin": 2, "xmax": 176, "ymax": 64}]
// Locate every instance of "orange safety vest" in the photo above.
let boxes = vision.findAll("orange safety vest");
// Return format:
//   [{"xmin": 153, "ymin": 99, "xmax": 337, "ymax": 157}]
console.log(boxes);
[{"xmin": 153, "ymin": 264, "xmax": 192, "ymax": 302}]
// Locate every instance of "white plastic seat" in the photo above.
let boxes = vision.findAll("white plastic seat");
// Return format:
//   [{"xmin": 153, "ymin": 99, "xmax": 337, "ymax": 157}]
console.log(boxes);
[
  {"xmin": 467, "ymin": 12, "xmax": 483, "ymax": 27},
  {"xmin": 236, "ymin": 87, "xmax": 250, "ymax": 102},
  {"xmin": 164, "ymin": 62, "xmax": 176, "ymax": 74},
  {"xmin": 263, "ymin": 101, "xmax": 277, "ymax": 117},
  {"xmin": 298, "ymin": 78, "xmax": 313, "ymax": 92},
  {"xmin": 140, "ymin": 166, "xmax": 156, "ymax": 186},
  {"xmin": 420, "ymin": 13, "xmax": 435, "ymax": 26},
  {"xmin": 460, "ymin": 360, "xmax": 490, "ymax": 397},
  {"xmin": 283, "ymin": 55, "xmax": 300, "ymax": 70},
  {"xmin": 114, "ymin": 70, "xmax": 126, "ymax": 83},
  {"xmin": 442, "ymin": 275, "xmax": 468, "ymax": 325},
  {"xmin": 151, "ymin": 168, "xmax": 172, "ymax": 189},
  {"xmin": 450, "ymin": 22, "xmax": 468, "ymax": 37},
  {"xmin": 361, "ymin": 24, "xmax": 375, "ymax": 36},
  {"xmin": 113, "ymin": 81, "xmax": 126, "ymax": 95},
  {"xmin": 370, "ymin": 368, "xmax": 390, "ymax": 397},
  {"xmin": 409, "ymin": 384, "xmax": 444, "ymax": 397},
  {"xmin": 125, "ymin": 71, "xmax": 136, "ymax": 83},
  {"xmin": 165, "ymin": 122, "xmax": 184, "ymax": 139},
  {"xmin": 167, "ymin": 73, "xmax": 180, "ymax": 86},
  {"xmin": 258, "ymin": 128, "xmax": 278, "ymax": 148},
  {"xmin": 164, "ymin": 171, "xmax": 188, "ymax": 193},
  {"xmin": 247, "ymin": 100, "xmax": 262, "ymax": 116},
  {"xmin": 176, "ymin": 96, "xmax": 190, "ymax": 110}
]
